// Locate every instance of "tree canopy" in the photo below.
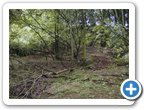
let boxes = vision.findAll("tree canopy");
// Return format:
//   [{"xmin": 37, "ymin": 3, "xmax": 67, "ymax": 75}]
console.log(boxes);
[{"xmin": 9, "ymin": 9, "xmax": 129, "ymax": 59}]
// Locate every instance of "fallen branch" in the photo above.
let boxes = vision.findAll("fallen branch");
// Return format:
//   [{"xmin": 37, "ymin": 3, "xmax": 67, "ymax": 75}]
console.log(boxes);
[
  {"xmin": 43, "ymin": 67, "xmax": 77, "ymax": 78},
  {"xmin": 56, "ymin": 69, "xmax": 69, "ymax": 74},
  {"xmin": 93, "ymin": 74, "xmax": 122, "ymax": 76},
  {"xmin": 42, "ymin": 69, "xmax": 70, "ymax": 78},
  {"xmin": 21, "ymin": 70, "xmax": 44, "ymax": 99}
]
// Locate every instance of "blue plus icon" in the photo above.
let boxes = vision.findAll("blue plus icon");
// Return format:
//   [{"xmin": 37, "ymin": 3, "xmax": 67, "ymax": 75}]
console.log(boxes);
[
  {"xmin": 121, "ymin": 79, "xmax": 142, "ymax": 100},
  {"xmin": 126, "ymin": 83, "xmax": 137, "ymax": 95}
]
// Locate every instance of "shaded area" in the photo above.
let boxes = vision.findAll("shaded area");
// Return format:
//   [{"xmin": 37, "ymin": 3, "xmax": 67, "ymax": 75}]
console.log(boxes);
[{"xmin": 9, "ymin": 47, "xmax": 129, "ymax": 99}]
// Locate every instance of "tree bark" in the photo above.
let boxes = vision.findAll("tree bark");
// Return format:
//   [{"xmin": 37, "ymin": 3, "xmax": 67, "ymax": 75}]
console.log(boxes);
[
  {"xmin": 69, "ymin": 10, "xmax": 74, "ymax": 60},
  {"xmin": 115, "ymin": 9, "xmax": 119, "ymax": 24},
  {"xmin": 55, "ymin": 10, "xmax": 59, "ymax": 59},
  {"xmin": 122, "ymin": 9, "xmax": 125, "ymax": 37},
  {"xmin": 82, "ymin": 9, "xmax": 86, "ymax": 60}
]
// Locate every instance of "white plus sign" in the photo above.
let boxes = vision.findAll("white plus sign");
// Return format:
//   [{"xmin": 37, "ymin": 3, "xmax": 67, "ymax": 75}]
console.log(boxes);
[{"xmin": 126, "ymin": 83, "xmax": 137, "ymax": 95}]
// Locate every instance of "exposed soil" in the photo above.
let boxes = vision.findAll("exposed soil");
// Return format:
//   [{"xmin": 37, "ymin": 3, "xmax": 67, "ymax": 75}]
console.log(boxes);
[{"xmin": 9, "ymin": 47, "xmax": 129, "ymax": 99}]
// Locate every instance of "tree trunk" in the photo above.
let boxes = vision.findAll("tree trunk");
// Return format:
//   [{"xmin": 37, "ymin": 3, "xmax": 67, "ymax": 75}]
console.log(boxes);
[
  {"xmin": 82, "ymin": 9, "xmax": 86, "ymax": 60},
  {"xmin": 122, "ymin": 9, "xmax": 125, "ymax": 37},
  {"xmin": 115, "ymin": 9, "xmax": 119, "ymax": 24},
  {"xmin": 69, "ymin": 10, "xmax": 74, "ymax": 60},
  {"xmin": 122, "ymin": 9, "xmax": 125, "ymax": 26},
  {"xmin": 55, "ymin": 10, "xmax": 59, "ymax": 59}
]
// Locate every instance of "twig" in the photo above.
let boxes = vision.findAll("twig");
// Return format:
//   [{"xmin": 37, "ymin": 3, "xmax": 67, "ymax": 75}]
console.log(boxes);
[
  {"xmin": 93, "ymin": 74, "xmax": 122, "ymax": 76},
  {"xmin": 15, "ymin": 80, "xmax": 27, "ymax": 98},
  {"xmin": 21, "ymin": 70, "xmax": 44, "ymax": 99}
]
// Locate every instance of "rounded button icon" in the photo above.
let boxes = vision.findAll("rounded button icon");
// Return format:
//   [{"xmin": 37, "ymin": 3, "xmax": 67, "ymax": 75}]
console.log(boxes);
[{"xmin": 121, "ymin": 79, "xmax": 142, "ymax": 100}]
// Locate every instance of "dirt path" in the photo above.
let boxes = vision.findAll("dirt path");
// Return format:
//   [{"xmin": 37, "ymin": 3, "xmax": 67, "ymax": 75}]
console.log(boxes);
[
  {"xmin": 9, "ymin": 47, "xmax": 128, "ymax": 99},
  {"xmin": 85, "ymin": 47, "xmax": 113, "ymax": 70}
]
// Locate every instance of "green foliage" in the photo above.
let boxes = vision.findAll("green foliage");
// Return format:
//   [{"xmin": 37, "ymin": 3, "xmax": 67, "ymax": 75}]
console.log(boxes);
[
  {"xmin": 108, "ymin": 63, "xmax": 117, "ymax": 69},
  {"xmin": 86, "ymin": 58, "xmax": 93, "ymax": 64},
  {"xmin": 122, "ymin": 69, "xmax": 129, "ymax": 76},
  {"xmin": 9, "ymin": 41, "xmax": 32, "ymax": 57},
  {"xmin": 88, "ymin": 23, "xmax": 129, "ymax": 49},
  {"xmin": 86, "ymin": 64, "xmax": 93, "ymax": 69},
  {"xmin": 115, "ymin": 47, "xmax": 124, "ymax": 58},
  {"xmin": 115, "ymin": 53, "xmax": 129, "ymax": 67},
  {"xmin": 9, "ymin": 9, "xmax": 129, "ymax": 59},
  {"xmin": 122, "ymin": 53, "xmax": 129, "ymax": 64},
  {"xmin": 86, "ymin": 25, "xmax": 112, "ymax": 47},
  {"xmin": 109, "ymin": 24, "xmax": 129, "ymax": 48}
]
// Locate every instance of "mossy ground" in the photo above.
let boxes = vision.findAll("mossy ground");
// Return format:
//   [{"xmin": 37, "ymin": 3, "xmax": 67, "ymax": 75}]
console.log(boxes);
[{"xmin": 9, "ymin": 47, "xmax": 128, "ymax": 99}]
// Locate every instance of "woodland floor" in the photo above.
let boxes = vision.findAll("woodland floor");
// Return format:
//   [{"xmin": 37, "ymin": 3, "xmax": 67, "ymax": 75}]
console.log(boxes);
[{"xmin": 9, "ymin": 47, "xmax": 129, "ymax": 99}]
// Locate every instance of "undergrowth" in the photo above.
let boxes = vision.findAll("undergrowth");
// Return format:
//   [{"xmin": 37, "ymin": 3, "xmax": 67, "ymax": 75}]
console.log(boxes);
[{"xmin": 9, "ymin": 47, "xmax": 129, "ymax": 99}]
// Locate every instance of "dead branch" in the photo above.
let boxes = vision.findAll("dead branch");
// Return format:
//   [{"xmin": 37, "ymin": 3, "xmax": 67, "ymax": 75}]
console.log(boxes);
[{"xmin": 21, "ymin": 70, "xmax": 44, "ymax": 99}]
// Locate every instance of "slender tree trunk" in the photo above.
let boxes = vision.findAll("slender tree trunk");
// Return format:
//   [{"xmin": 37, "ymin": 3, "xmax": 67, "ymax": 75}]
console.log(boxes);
[
  {"xmin": 82, "ymin": 9, "xmax": 86, "ymax": 60},
  {"xmin": 122, "ymin": 9, "xmax": 125, "ymax": 26},
  {"xmin": 122, "ymin": 9, "xmax": 125, "ymax": 37},
  {"xmin": 55, "ymin": 10, "xmax": 59, "ymax": 59},
  {"xmin": 115, "ymin": 9, "xmax": 119, "ymax": 24},
  {"xmin": 69, "ymin": 10, "xmax": 74, "ymax": 60}
]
